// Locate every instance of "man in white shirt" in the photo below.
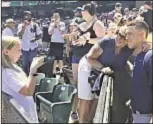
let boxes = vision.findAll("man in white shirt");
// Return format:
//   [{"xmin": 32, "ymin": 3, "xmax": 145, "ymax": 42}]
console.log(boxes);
[
  {"xmin": 48, "ymin": 13, "xmax": 65, "ymax": 73},
  {"xmin": 17, "ymin": 11, "xmax": 42, "ymax": 75},
  {"xmin": 2, "ymin": 18, "xmax": 15, "ymax": 36}
]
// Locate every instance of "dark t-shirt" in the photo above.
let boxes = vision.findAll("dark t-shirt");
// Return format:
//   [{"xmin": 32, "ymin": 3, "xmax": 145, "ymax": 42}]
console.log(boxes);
[
  {"xmin": 97, "ymin": 37, "xmax": 134, "ymax": 71},
  {"xmin": 143, "ymin": 49, "xmax": 152, "ymax": 86},
  {"xmin": 141, "ymin": 9, "xmax": 153, "ymax": 32},
  {"xmin": 97, "ymin": 37, "xmax": 134, "ymax": 122},
  {"xmin": 131, "ymin": 50, "xmax": 152, "ymax": 113},
  {"xmin": 42, "ymin": 25, "xmax": 51, "ymax": 42}
]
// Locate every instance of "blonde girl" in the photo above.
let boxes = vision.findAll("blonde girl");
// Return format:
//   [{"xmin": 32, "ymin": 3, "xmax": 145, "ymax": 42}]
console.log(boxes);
[{"xmin": 2, "ymin": 36, "xmax": 44, "ymax": 123}]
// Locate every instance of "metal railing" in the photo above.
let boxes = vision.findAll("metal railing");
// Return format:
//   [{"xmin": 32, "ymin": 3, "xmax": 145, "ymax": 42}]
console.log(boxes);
[{"xmin": 94, "ymin": 75, "xmax": 114, "ymax": 123}]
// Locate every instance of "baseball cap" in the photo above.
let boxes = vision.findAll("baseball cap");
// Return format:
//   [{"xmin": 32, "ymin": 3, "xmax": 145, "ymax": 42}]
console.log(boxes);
[
  {"xmin": 115, "ymin": 2, "xmax": 122, "ymax": 8},
  {"xmin": 6, "ymin": 18, "xmax": 15, "ymax": 24},
  {"xmin": 73, "ymin": 7, "xmax": 82, "ymax": 13},
  {"xmin": 24, "ymin": 11, "xmax": 31, "ymax": 15},
  {"xmin": 144, "ymin": 1, "xmax": 152, "ymax": 6}
]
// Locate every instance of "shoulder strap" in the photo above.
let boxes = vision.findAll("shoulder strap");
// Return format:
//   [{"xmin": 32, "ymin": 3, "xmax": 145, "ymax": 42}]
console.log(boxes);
[
  {"xmin": 92, "ymin": 20, "xmax": 97, "ymax": 27},
  {"xmin": 33, "ymin": 23, "xmax": 38, "ymax": 40},
  {"xmin": 33, "ymin": 23, "xmax": 37, "ymax": 35},
  {"xmin": 80, "ymin": 20, "xmax": 98, "ymax": 34}
]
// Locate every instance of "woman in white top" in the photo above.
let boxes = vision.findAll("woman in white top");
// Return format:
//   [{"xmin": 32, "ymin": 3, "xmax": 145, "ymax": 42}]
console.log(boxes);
[
  {"xmin": 2, "ymin": 36, "xmax": 45, "ymax": 123},
  {"xmin": 48, "ymin": 13, "xmax": 65, "ymax": 73},
  {"xmin": 2, "ymin": 18, "xmax": 15, "ymax": 36}
]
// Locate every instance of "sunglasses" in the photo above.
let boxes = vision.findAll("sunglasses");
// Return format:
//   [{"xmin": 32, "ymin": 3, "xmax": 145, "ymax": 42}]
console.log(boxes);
[{"xmin": 116, "ymin": 30, "xmax": 126, "ymax": 39}]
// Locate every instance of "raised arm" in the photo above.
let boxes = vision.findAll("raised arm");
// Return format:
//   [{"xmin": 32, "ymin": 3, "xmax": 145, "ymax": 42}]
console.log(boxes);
[
  {"xmin": 75, "ymin": 20, "xmax": 106, "ymax": 46},
  {"xmin": 48, "ymin": 23, "xmax": 55, "ymax": 35},
  {"xmin": 17, "ymin": 24, "xmax": 26, "ymax": 39}
]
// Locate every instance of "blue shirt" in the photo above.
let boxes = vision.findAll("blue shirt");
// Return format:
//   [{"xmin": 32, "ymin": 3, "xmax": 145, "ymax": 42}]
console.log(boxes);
[
  {"xmin": 97, "ymin": 37, "xmax": 134, "ymax": 71},
  {"xmin": 131, "ymin": 50, "xmax": 152, "ymax": 114},
  {"xmin": 144, "ymin": 50, "xmax": 152, "ymax": 86}
]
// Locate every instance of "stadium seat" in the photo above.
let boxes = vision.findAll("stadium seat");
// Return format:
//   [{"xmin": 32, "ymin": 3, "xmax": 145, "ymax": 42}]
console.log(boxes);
[
  {"xmin": 33, "ymin": 73, "xmax": 45, "ymax": 101},
  {"xmin": 35, "ymin": 78, "xmax": 64, "ymax": 111},
  {"xmin": 37, "ymin": 84, "xmax": 77, "ymax": 123}
]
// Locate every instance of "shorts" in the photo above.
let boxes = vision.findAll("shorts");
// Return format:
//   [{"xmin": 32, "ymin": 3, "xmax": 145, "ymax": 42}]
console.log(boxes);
[
  {"xmin": 49, "ymin": 42, "xmax": 64, "ymax": 60},
  {"xmin": 72, "ymin": 55, "xmax": 82, "ymax": 64},
  {"xmin": 78, "ymin": 56, "xmax": 96, "ymax": 100}
]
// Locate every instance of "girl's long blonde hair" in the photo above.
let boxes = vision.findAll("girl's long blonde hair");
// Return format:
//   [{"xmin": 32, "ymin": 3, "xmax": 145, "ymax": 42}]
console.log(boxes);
[
  {"xmin": 2, "ymin": 36, "xmax": 20, "ymax": 71},
  {"xmin": 2, "ymin": 36, "xmax": 27, "ymax": 80}
]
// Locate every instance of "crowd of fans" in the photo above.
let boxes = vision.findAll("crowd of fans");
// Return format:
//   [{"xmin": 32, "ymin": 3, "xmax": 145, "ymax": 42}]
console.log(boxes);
[{"xmin": 2, "ymin": 1, "xmax": 152, "ymax": 123}]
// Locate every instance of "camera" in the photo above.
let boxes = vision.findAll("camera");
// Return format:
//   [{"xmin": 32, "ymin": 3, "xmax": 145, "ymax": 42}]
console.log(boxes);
[{"xmin": 37, "ymin": 56, "xmax": 55, "ymax": 77}]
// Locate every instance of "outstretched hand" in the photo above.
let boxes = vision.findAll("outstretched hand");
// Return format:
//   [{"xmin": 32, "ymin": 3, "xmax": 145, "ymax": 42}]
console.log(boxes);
[{"xmin": 101, "ymin": 67, "xmax": 113, "ymax": 75}]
